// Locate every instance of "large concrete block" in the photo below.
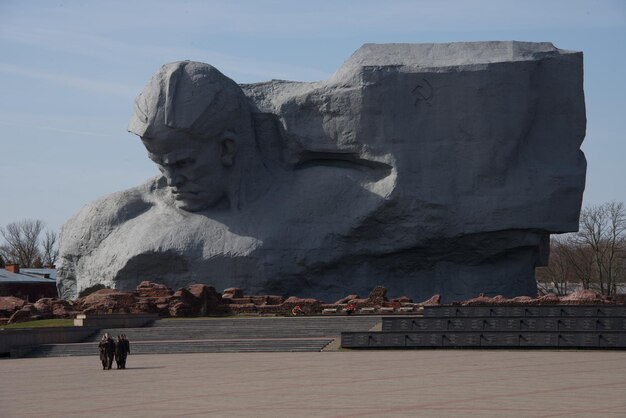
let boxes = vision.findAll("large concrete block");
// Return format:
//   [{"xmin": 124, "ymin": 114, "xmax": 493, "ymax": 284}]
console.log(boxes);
[{"xmin": 58, "ymin": 42, "xmax": 586, "ymax": 302}]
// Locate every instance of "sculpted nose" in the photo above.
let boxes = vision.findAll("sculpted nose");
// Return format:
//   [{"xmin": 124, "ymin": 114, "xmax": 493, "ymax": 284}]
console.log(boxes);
[{"xmin": 168, "ymin": 175, "xmax": 186, "ymax": 188}]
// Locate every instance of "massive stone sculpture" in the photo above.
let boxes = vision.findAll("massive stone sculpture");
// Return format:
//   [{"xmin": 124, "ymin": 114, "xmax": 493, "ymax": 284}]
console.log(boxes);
[{"xmin": 57, "ymin": 42, "xmax": 586, "ymax": 302}]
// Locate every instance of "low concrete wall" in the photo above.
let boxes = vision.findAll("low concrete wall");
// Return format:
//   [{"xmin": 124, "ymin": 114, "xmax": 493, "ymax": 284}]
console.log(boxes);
[
  {"xmin": 1, "ymin": 314, "xmax": 159, "ymax": 358},
  {"xmin": 0, "ymin": 327, "xmax": 98, "ymax": 357},
  {"xmin": 73, "ymin": 313, "xmax": 159, "ymax": 328}
]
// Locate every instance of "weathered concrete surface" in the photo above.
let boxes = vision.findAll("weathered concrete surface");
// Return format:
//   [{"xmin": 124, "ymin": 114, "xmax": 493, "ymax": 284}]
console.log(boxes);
[
  {"xmin": 0, "ymin": 326, "xmax": 97, "ymax": 357},
  {"xmin": 2, "ymin": 351, "xmax": 625, "ymax": 418},
  {"xmin": 57, "ymin": 42, "xmax": 586, "ymax": 302}
]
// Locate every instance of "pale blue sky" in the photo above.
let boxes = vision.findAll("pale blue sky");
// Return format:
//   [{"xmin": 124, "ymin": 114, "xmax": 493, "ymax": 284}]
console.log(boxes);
[{"xmin": 0, "ymin": 0, "xmax": 625, "ymax": 233}]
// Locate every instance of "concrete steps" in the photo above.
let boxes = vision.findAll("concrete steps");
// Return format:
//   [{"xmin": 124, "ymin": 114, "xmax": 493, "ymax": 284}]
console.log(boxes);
[
  {"xmin": 25, "ymin": 338, "xmax": 334, "ymax": 357},
  {"xmin": 82, "ymin": 316, "xmax": 381, "ymax": 342},
  {"xmin": 24, "ymin": 316, "xmax": 381, "ymax": 358}
]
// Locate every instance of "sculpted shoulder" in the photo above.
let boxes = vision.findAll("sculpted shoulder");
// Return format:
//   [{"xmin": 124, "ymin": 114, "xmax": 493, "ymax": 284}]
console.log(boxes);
[{"xmin": 59, "ymin": 177, "xmax": 165, "ymax": 254}]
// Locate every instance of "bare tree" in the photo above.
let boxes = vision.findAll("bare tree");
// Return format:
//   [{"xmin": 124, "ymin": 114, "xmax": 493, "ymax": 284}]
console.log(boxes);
[
  {"xmin": 0, "ymin": 219, "xmax": 45, "ymax": 267},
  {"xmin": 607, "ymin": 202, "xmax": 626, "ymax": 294},
  {"xmin": 536, "ymin": 236, "xmax": 573, "ymax": 295},
  {"xmin": 560, "ymin": 239, "xmax": 596, "ymax": 290},
  {"xmin": 41, "ymin": 229, "xmax": 59, "ymax": 267},
  {"xmin": 537, "ymin": 202, "xmax": 626, "ymax": 296},
  {"xmin": 574, "ymin": 202, "xmax": 626, "ymax": 296}
]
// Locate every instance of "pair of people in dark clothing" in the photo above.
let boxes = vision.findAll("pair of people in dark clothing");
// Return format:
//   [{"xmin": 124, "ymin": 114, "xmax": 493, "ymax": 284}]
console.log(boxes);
[{"xmin": 98, "ymin": 333, "xmax": 130, "ymax": 370}]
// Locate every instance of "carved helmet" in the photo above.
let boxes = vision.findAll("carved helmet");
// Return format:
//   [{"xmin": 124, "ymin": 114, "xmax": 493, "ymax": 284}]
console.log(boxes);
[{"xmin": 128, "ymin": 61, "xmax": 251, "ymax": 140}]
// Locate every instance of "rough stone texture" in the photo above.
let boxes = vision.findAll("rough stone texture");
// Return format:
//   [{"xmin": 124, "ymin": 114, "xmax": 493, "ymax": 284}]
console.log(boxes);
[
  {"xmin": 77, "ymin": 289, "xmax": 136, "ymax": 314},
  {"xmin": 419, "ymin": 295, "xmax": 442, "ymax": 306},
  {"xmin": 226, "ymin": 303, "xmax": 258, "ymax": 315},
  {"xmin": 135, "ymin": 281, "xmax": 173, "ymax": 298},
  {"xmin": 462, "ymin": 295, "xmax": 508, "ymax": 306},
  {"xmin": 366, "ymin": 286, "xmax": 388, "ymax": 306},
  {"xmin": 8, "ymin": 305, "xmax": 35, "ymax": 324},
  {"xmin": 0, "ymin": 296, "xmax": 26, "ymax": 318},
  {"xmin": 342, "ymin": 297, "xmax": 369, "ymax": 308},
  {"xmin": 130, "ymin": 298, "xmax": 159, "ymax": 315},
  {"xmin": 335, "ymin": 295, "xmax": 360, "ymax": 304},
  {"xmin": 281, "ymin": 296, "xmax": 322, "ymax": 315},
  {"xmin": 453, "ymin": 291, "xmax": 613, "ymax": 306},
  {"xmin": 168, "ymin": 300, "xmax": 195, "ymax": 317},
  {"xmin": 32, "ymin": 298, "xmax": 53, "ymax": 315},
  {"xmin": 222, "ymin": 288, "xmax": 244, "ymax": 299},
  {"xmin": 168, "ymin": 286, "xmax": 228, "ymax": 317},
  {"xmin": 227, "ymin": 295, "xmax": 284, "ymax": 305},
  {"xmin": 2, "ymin": 280, "xmax": 624, "ymax": 323},
  {"xmin": 32, "ymin": 298, "xmax": 76, "ymax": 318},
  {"xmin": 560, "ymin": 289, "xmax": 611, "ymax": 304},
  {"xmin": 508, "ymin": 296, "xmax": 535, "ymax": 304},
  {"xmin": 535, "ymin": 293, "xmax": 561, "ymax": 304},
  {"xmin": 391, "ymin": 296, "xmax": 413, "ymax": 304},
  {"xmin": 57, "ymin": 42, "xmax": 586, "ymax": 303},
  {"xmin": 188, "ymin": 284, "xmax": 226, "ymax": 316}
]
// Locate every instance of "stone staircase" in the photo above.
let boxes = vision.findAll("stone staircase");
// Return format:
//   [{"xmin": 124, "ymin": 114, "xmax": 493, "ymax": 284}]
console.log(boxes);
[{"xmin": 24, "ymin": 316, "xmax": 380, "ymax": 357}]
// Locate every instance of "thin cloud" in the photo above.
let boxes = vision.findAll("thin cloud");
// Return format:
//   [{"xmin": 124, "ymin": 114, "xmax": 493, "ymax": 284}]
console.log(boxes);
[
  {"xmin": 50, "ymin": 0, "xmax": 626, "ymax": 33},
  {"xmin": 0, "ymin": 26, "xmax": 330, "ymax": 82},
  {"xmin": 6, "ymin": 0, "xmax": 622, "ymax": 34},
  {"xmin": 0, "ymin": 120, "xmax": 117, "ymax": 138},
  {"xmin": 0, "ymin": 62, "xmax": 136, "ymax": 98},
  {"xmin": 1, "ymin": 1, "xmax": 622, "ymax": 83}
]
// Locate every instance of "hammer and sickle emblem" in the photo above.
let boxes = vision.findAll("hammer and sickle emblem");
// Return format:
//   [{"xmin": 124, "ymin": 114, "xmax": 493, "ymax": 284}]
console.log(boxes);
[{"xmin": 412, "ymin": 78, "xmax": 433, "ymax": 106}]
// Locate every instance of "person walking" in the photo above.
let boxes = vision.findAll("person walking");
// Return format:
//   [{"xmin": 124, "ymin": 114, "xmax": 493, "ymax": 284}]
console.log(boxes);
[
  {"xmin": 98, "ymin": 334, "xmax": 109, "ymax": 370},
  {"xmin": 106, "ymin": 333, "xmax": 115, "ymax": 370},
  {"xmin": 121, "ymin": 334, "xmax": 130, "ymax": 369},
  {"xmin": 114, "ymin": 336, "xmax": 124, "ymax": 369}
]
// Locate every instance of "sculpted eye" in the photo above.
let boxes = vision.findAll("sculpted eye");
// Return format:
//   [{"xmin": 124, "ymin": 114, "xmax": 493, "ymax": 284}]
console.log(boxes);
[{"xmin": 173, "ymin": 158, "xmax": 194, "ymax": 168}]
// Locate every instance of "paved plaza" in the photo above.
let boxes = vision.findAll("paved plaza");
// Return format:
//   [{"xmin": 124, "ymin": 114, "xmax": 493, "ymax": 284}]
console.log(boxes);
[{"xmin": 1, "ymin": 350, "xmax": 626, "ymax": 417}]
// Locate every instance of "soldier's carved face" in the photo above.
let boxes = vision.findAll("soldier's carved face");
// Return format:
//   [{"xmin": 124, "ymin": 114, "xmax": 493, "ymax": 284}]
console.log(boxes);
[{"xmin": 142, "ymin": 130, "xmax": 236, "ymax": 212}]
